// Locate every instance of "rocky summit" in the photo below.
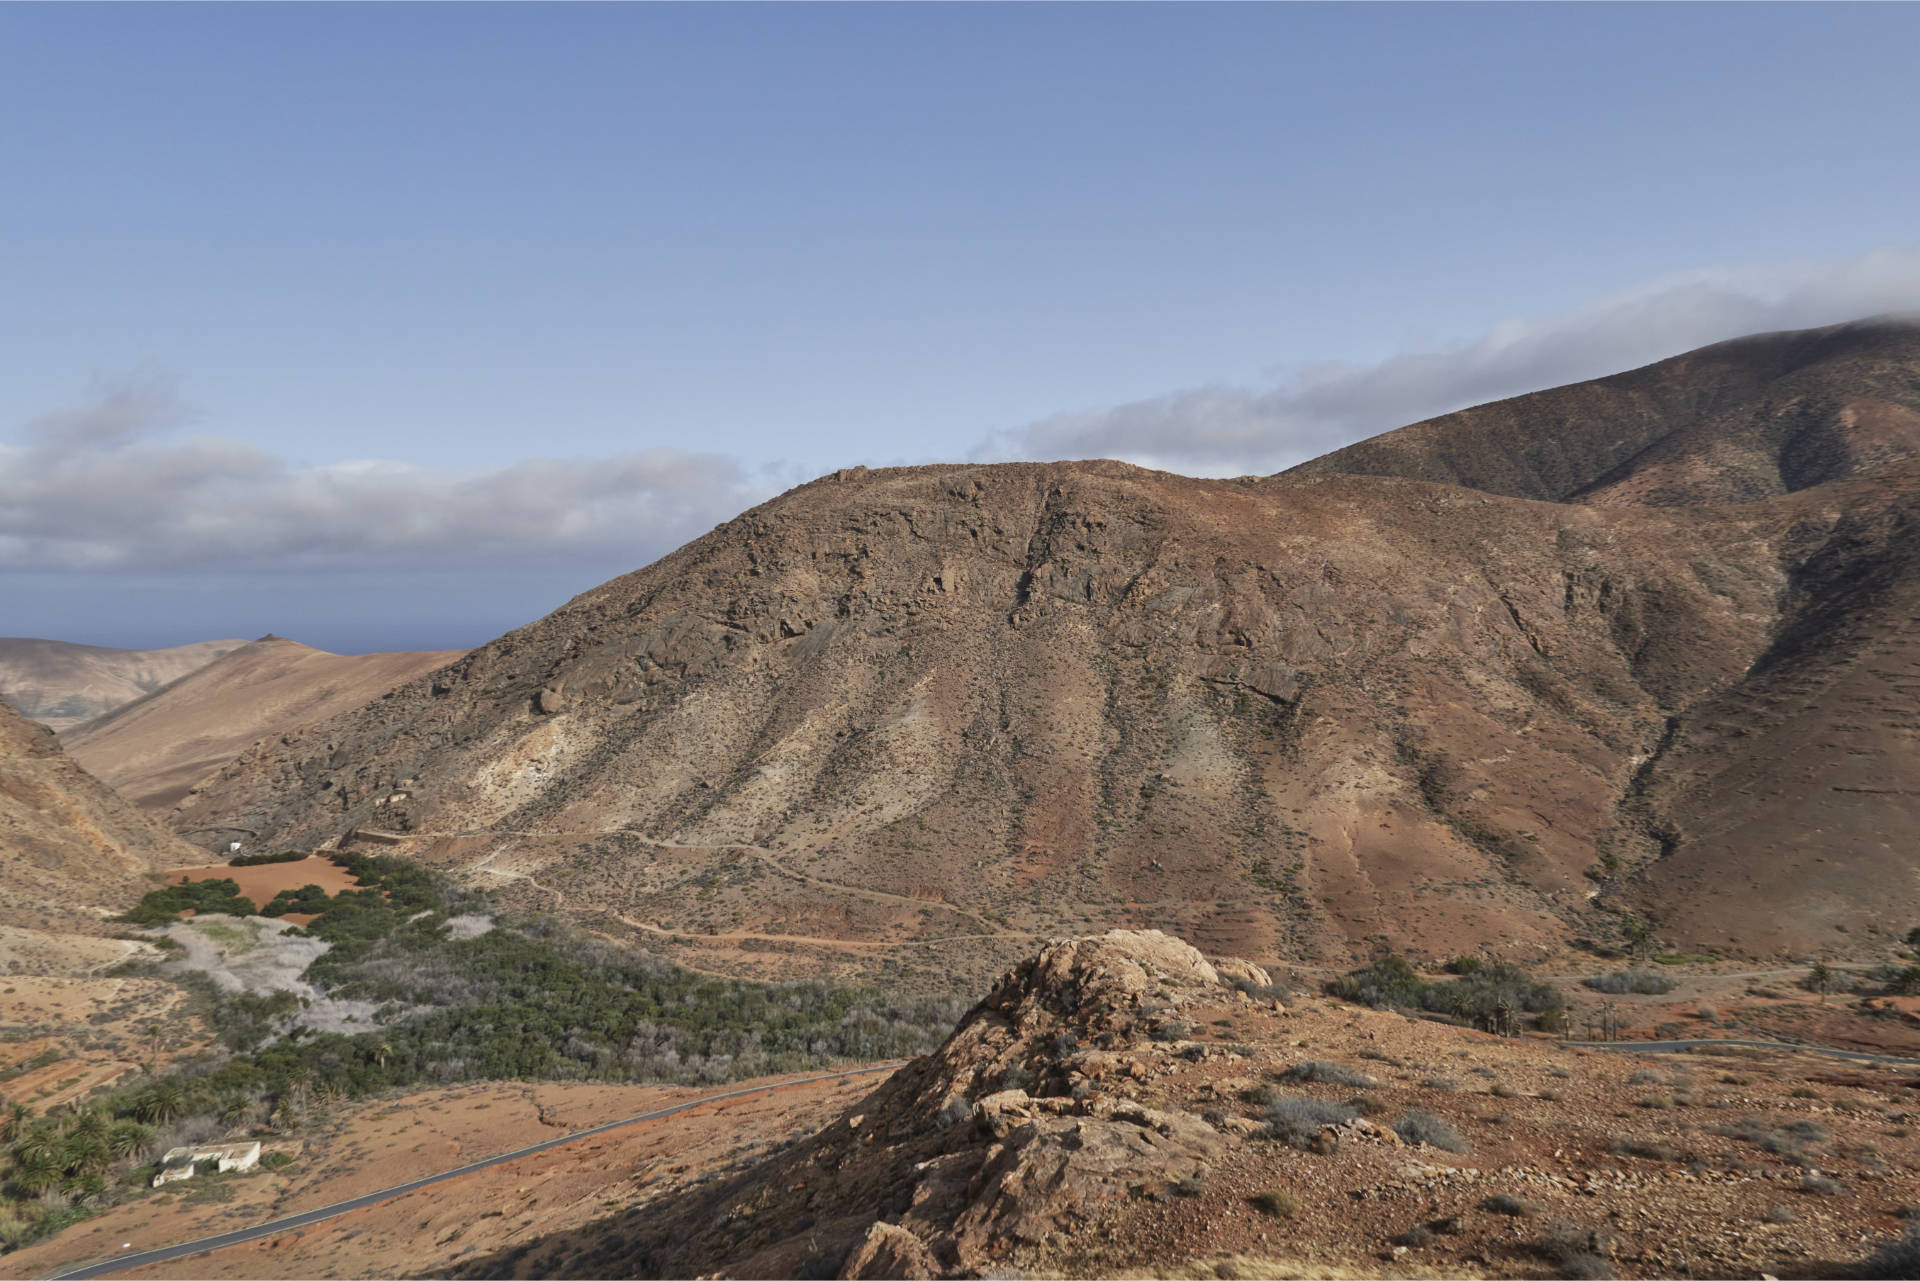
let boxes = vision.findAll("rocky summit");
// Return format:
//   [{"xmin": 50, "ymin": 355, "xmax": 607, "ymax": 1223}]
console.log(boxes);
[{"xmin": 169, "ymin": 317, "xmax": 1920, "ymax": 983}]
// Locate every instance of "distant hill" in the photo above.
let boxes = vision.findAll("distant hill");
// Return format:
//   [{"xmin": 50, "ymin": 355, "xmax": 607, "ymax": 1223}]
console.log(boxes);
[
  {"xmin": 171, "ymin": 318, "xmax": 1920, "ymax": 974},
  {"xmin": 62, "ymin": 636, "xmax": 467, "ymax": 812},
  {"xmin": 0, "ymin": 700, "xmax": 203, "ymax": 932},
  {"xmin": 0, "ymin": 637, "xmax": 245, "ymax": 730}
]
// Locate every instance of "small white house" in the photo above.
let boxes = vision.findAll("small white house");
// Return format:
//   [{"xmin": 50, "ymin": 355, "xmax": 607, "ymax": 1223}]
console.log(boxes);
[{"xmin": 152, "ymin": 1140, "xmax": 261, "ymax": 1186}]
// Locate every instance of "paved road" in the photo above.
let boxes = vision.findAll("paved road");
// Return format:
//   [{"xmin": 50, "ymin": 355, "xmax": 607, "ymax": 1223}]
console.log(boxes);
[
  {"xmin": 48, "ymin": 1063, "xmax": 901, "ymax": 1281},
  {"xmin": 1564, "ymin": 1038, "xmax": 1920, "ymax": 1067}
]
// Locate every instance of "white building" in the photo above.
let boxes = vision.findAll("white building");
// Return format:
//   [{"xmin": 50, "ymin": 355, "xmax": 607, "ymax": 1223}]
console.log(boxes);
[{"xmin": 152, "ymin": 1140, "xmax": 261, "ymax": 1186}]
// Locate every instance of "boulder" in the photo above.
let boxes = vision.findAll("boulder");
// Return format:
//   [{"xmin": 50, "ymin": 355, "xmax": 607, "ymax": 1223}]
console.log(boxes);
[{"xmin": 838, "ymin": 1221, "xmax": 940, "ymax": 1280}]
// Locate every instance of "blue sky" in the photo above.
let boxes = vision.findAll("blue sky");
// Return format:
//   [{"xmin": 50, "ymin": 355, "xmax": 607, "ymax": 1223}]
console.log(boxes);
[{"xmin": 5, "ymin": 3, "xmax": 1920, "ymax": 653}]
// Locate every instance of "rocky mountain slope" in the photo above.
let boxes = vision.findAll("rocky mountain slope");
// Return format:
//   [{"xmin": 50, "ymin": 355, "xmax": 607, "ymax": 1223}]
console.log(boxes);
[
  {"xmin": 451, "ymin": 929, "xmax": 1920, "ymax": 1281},
  {"xmin": 62, "ymin": 635, "xmax": 466, "ymax": 811},
  {"xmin": 170, "ymin": 318, "xmax": 1920, "ymax": 974},
  {"xmin": 0, "ymin": 700, "xmax": 203, "ymax": 933},
  {"xmin": 0, "ymin": 636, "xmax": 244, "ymax": 731}
]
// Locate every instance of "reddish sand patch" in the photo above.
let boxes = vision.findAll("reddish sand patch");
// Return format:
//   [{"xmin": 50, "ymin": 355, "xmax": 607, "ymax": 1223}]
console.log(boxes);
[{"xmin": 168, "ymin": 856, "xmax": 362, "ymax": 910}]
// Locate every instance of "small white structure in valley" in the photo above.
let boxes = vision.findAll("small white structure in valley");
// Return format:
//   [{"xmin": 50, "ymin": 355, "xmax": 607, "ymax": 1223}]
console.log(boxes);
[{"xmin": 152, "ymin": 1140, "xmax": 261, "ymax": 1186}]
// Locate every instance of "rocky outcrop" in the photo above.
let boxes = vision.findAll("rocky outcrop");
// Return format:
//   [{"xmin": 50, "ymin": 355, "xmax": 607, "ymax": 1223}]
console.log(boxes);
[
  {"xmin": 495, "ymin": 930, "xmax": 1267, "ymax": 1280},
  {"xmin": 837, "ymin": 1222, "xmax": 939, "ymax": 1280}
]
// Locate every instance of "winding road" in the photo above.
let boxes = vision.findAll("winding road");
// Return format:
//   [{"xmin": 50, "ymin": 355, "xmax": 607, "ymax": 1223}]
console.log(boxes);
[{"xmin": 47, "ymin": 1062, "xmax": 902, "ymax": 1281}]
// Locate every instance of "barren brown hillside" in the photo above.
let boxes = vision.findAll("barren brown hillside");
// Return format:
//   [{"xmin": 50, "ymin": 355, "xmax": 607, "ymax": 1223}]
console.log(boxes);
[
  {"xmin": 0, "ymin": 701, "xmax": 203, "ymax": 933},
  {"xmin": 63, "ymin": 635, "xmax": 466, "ymax": 811},
  {"xmin": 451, "ymin": 931, "xmax": 1920, "ymax": 1281},
  {"xmin": 0, "ymin": 637, "xmax": 244, "ymax": 731},
  {"xmin": 171, "ymin": 319, "xmax": 1920, "ymax": 978}
]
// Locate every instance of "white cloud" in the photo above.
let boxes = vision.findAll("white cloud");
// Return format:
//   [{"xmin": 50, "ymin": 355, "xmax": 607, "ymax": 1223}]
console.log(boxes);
[
  {"xmin": 976, "ymin": 244, "xmax": 1920, "ymax": 475},
  {"xmin": 12, "ymin": 245, "xmax": 1920, "ymax": 578},
  {"xmin": 0, "ymin": 379, "xmax": 772, "ymax": 572}
]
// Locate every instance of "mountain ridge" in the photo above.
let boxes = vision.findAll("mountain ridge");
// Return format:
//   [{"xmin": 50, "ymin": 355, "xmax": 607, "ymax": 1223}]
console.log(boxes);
[{"xmin": 167, "ymin": 319, "xmax": 1920, "ymax": 978}]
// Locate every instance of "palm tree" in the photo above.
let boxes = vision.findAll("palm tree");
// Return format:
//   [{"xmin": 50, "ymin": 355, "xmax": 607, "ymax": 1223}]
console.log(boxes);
[
  {"xmin": 62, "ymin": 1169, "xmax": 109, "ymax": 1203},
  {"xmin": 9, "ymin": 1149, "xmax": 62, "ymax": 1197},
  {"xmin": 0, "ymin": 1100, "xmax": 33, "ymax": 1144},
  {"xmin": 14, "ymin": 1122, "xmax": 66, "ymax": 1169},
  {"xmin": 372, "ymin": 1042, "xmax": 393, "ymax": 1070},
  {"xmin": 107, "ymin": 1119, "xmax": 151, "ymax": 1160},
  {"xmin": 63, "ymin": 1132, "xmax": 111, "ymax": 1176},
  {"xmin": 135, "ymin": 1079, "xmax": 186, "ymax": 1126},
  {"xmin": 66, "ymin": 1108, "xmax": 109, "ymax": 1145}
]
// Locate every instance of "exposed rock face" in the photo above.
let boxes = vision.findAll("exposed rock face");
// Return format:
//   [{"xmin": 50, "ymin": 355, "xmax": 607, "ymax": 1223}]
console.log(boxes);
[
  {"xmin": 174, "ymin": 317, "xmax": 1920, "ymax": 965},
  {"xmin": 468, "ymin": 929, "xmax": 1260, "ymax": 1280},
  {"xmin": 837, "ymin": 1222, "xmax": 938, "ymax": 1281},
  {"xmin": 0, "ymin": 702, "xmax": 202, "ymax": 932}
]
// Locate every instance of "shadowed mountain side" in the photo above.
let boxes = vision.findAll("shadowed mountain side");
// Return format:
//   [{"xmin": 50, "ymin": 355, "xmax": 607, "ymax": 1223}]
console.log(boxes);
[
  {"xmin": 1610, "ymin": 475, "xmax": 1920, "ymax": 953},
  {"xmin": 1290, "ymin": 315, "xmax": 1920, "ymax": 507},
  {"xmin": 0, "ymin": 701, "xmax": 205, "ymax": 933},
  {"xmin": 62, "ymin": 636, "xmax": 467, "ymax": 811},
  {"xmin": 0, "ymin": 637, "xmax": 245, "ymax": 731}
]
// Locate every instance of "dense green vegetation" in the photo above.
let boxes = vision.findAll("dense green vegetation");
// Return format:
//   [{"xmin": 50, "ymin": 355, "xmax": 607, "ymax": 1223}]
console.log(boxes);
[
  {"xmin": 3, "ymin": 851, "xmax": 965, "ymax": 1255},
  {"xmin": 1329, "ymin": 954, "xmax": 1566, "ymax": 1032},
  {"xmin": 0, "ymin": 1104, "xmax": 154, "ymax": 1249},
  {"xmin": 115, "ymin": 877, "xmax": 257, "ymax": 925},
  {"xmin": 149, "ymin": 853, "xmax": 964, "ymax": 1091},
  {"xmin": 1582, "ymin": 970, "xmax": 1677, "ymax": 995},
  {"xmin": 259, "ymin": 884, "xmax": 332, "ymax": 917},
  {"xmin": 226, "ymin": 850, "xmax": 310, "ymax": 867}
]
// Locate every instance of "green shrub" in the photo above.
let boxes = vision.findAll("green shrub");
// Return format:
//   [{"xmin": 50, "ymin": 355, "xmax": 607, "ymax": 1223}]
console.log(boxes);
[
  {"xmin": 117, "ymin": 878, "xmax": 258, "ymax": 924},
  {"xmin": 227, "ymin": 851, "xmax": 310, "ymax": 867},
  {"xmin": 1581, "ymin": 971, "xmax": 1674, "ymax": 995},
  {"xmin": 1278, "ymin": 1059, "xmax": 1377, "ymax": 1088},
  {"xmin": 1331, "ymin": 954, "xmax": 1564, "ymax": 1028},
  {"xmin": 1264, "ymin": 1097, "xmax": 1355, "ymax": 1148},
  {"xmin": 1394, "ymin": 1109, "xmax": 1468, "ymax": 1152},
  {"xmin": 261, "ymin": 884, "xmax": 334, "ymax": 917},
  {"xmin": 1248, "ymin": 1190, "xmax": 1296, "ymax": 1218}
]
